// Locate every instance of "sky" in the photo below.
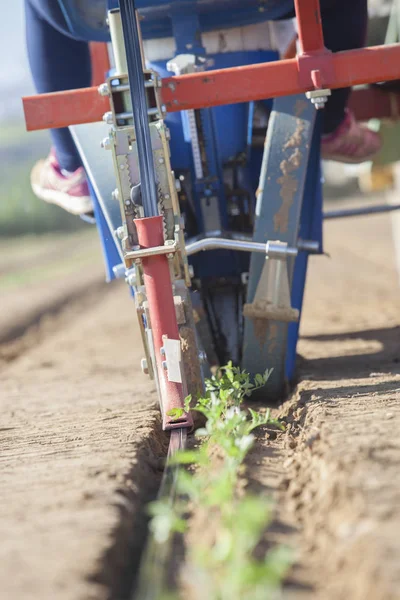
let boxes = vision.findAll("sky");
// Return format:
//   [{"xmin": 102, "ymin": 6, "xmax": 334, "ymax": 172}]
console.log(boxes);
[{"xmin": 0, "ymin": 3, "xmax": 33, "ymax": 122}]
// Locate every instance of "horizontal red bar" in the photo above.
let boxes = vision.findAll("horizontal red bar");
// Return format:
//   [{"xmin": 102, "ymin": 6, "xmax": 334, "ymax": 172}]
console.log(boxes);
[
  {"xmin": 23, "ymin": 43, "xmax": 400, "ymax": 132},
  {"xmin": 23, "ymin": 87, "xmax": 110, "ymax": 131},
  {"xmin": 162, "ymin": 44, "xmax": 400, "ymax": 111}
]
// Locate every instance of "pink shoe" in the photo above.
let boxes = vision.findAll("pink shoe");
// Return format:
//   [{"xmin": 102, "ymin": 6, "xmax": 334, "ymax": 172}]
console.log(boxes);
[
  {"xmin": 30, "ymin": 151, "xmax": 93, "ymax": 216},
  {"xmin": 321, "ymin": 109, "xmax": 382, "ymax": 164}
]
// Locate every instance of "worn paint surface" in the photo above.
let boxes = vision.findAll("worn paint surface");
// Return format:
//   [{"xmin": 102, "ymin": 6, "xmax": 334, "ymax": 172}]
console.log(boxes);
[
  {"xmin": 242, "ymin": 95, "xmax": 317, "ymax": 395},
  {"xmin": 274, "ymin": 100, "xmax": 308, "ymax": 234}
]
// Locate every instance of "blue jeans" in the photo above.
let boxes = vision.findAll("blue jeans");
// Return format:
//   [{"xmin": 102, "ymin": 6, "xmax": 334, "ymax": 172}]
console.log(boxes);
[{"xmin": 25, "ymin": 0, "xmax": 367, "ymax": 171}]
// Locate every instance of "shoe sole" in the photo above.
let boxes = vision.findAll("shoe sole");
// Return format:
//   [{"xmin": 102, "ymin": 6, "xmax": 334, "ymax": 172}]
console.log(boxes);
[{"xmin": 32, "ymin": 183, "xmax": 94, "ymax": 216}]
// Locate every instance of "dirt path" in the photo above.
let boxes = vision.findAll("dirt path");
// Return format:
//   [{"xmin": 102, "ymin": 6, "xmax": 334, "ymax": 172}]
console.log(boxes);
[
  {"xmin": 1, "ymin": 201, "xmax": 400, "ymax": 599},
  {"xmin": 0, "ymin": 275, "xmax": 168, "ymax": 600},
  {"xmin": 247, "ymin": 203, "xmax": 400, "ymax": 599}
]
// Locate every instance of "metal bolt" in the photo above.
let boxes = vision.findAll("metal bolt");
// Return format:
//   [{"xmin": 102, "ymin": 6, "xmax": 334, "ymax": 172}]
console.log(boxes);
[
  {"xmin": 165, "ymin": 239, "xmax": 175, "ymax": 246},
  {"xmin": 112, "ymin": 263, "xmax": 126, "ymax": 279},
  {"xmin": 241, "ymin": 272, "xmax": 249, "ymax": 285},
  {"xmin": 98, "ymin": 83, "xmax": 110, "ymax": 97},
  {"xmin": 188, "ymin": 265, "xmax": 194, "ymax": 278},
  {"xmin": 103, "ymin": 111, "xmax": 113, "ymax": 124},
  {"xmin": 175, "ymin": 179, "xmax": 181, "ymax": 192},
  {"xmin": 141, "ymin": 358, "xmax": 149, "ymax": 375},
  {"xmin": 101, "ymin": 137, "xmax": 111, "ymax": 150},
  {"xmin": 198, "ymin": 351, "xmax": 207, "ymax": 364},
  {"xmin": 125, "ymin": 199, "xmax": 131, "ymax": 206},
  {"xmin": 116, "ymin": 226, "xmax": 124, "ymax": 240},
  {"xmin": 111, "ymin": 189, "xmax": 119, "ymax": 201},
  {"xmin": 311, "ymin": 97, "xmax": 327, "ymax": 110},
  {"xmin": 164, "ymin": 194, "xmax": 170, "ymax": 200},
  {"xmin": 158, "ymin": 157, "xmax": 164, "ymax": 164},
  {"xmin": 306, "ymin": 88, "xmax": 331, "ymax": 111},
  {"xmin": 127, "ymin": 272, "xmax": 136, "ymax": 286},
  {"xmin": 136, "ymin": 291, "xmax": 145, "ymax": 304}
]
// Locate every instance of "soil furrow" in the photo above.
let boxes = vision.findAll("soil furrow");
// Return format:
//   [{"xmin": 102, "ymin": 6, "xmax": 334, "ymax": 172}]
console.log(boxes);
[
  {"xmin": 0, "ymin": 282, "xmax": 164, "ymax": 600},
  {"xmin": 245, "ymin": 206, "xmax": 400, "ymax": 599}
]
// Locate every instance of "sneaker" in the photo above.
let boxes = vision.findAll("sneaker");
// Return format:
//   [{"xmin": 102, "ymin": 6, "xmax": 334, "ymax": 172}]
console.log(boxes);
[
  {"xmin": 321, "ymin": 109, "xmax": 382, "ymax": 164},
  {"xmin": 30, "ymin": 151, "xmax": 94, "ymax": 216}
]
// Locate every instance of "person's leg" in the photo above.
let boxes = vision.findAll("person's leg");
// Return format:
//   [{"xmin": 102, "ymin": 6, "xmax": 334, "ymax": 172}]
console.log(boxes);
[
  {"xmin": 25, "ymin": 0, "xmax": 91, "ymax": 171},
  {"xmin": 317, "ymin": 0, "xmax": 381, "ymax": 162},
  {"xmin": 25, "ymin": 0, "xmax": 94, "ymax": 214},
  {"xmin": 319, "ymin": 0, "xmax": 368, "ymax": 134},
  {"xmin": 279, "ymin": 0, "xmax": 380, "ymax": 162}
]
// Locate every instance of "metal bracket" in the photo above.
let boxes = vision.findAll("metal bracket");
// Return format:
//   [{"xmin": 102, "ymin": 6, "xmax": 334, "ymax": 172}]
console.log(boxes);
[
  {"xmin": 306, "ymin": 87, "xmax": 332, "ymax": 110},
  {"xmin": 162, "ymin": 337, "xmax": 183, "ymax": 384},
  {"xmin": 124, "ymin": 240, "xmax": 177, "ymax": 263},
  {"xmin": 243, "ymin": 241, "xmax": 299, "ymax": 323}
]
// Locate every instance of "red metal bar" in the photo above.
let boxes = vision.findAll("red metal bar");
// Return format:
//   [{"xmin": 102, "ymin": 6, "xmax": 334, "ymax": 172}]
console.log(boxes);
[
  {"xmin": 162, "ymin": 45, "xmax": 400, "ymax": 110},
  {"xmin": 23, "ymin": 44, "xmax": 400, "ymax": 131},
  {"xmin": 89, "ymin": 42, "xmax": 111, "ymax": 86},
  {"xmin": 23, "ymin": 87, "xmax": 110, "ymax": 131},
  {"xmin": 294, "ymin": 0, "xmax": 325, "ymax": 54},
  {"xmin": 135, "ymin": 216, "xmax": 193, "ymax": 431}
]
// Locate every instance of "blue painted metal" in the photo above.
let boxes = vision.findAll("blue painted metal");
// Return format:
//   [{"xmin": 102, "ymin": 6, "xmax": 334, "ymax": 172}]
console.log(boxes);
[
  {"xmin": 241, "ymin": 95, "xmax": 321, "ymax": 397},
  {"xmin": 170, "ymin": 7, "xmax": 204, "ymax": 56},
  {"xmin": 150, "ymin": 50, "xmax": 277, "ymax": 279},
  {"xmin": 57, "ymin": 0, "xmax": 291, "ymax": 41},
  {"xmin": 150, "ymin": 51, "xmax": 277, "ymax": 167},
  {"xmin": 60, "ymin": 3, "xmax": 320, "ymax": 386},
  {"xmin": 286, "ymin": 116, "xmax": 323, "ymax": 380},
  {"xmin": 70, "ymin": 123, "xmax": 124, "ymax": 283},
  {"xmin": 58, "ymin": 0, "xmax": 109, "ymax": 42},
  {"xmin": 88, "ymin": 180, "xmax": 121, "ymax": 282}
]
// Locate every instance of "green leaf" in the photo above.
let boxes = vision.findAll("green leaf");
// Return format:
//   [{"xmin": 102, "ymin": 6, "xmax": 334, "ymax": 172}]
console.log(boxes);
[
  {"xmin": 168, "ymin": 449, "xmax": 200, "ymax": 465},
  {"xmin": 184, "ymin": 394, "xmax": 192, "ymax": 412},
  {"xmin": 167, "ymin": 407, "xmax": 185, "ymax": 419}
]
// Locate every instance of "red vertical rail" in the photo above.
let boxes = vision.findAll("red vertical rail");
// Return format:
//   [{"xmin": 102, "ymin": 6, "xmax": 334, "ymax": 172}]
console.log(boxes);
[
  {"xmin": 294, "ymin": 0, "xmax": 334, "ymax": 88},
  {"xmin": 135, "ymin": 216, "xmax": 193, "ymax": 431},
  {"xmin": 89, "ymin": 42, "xmax": 111, "ymax": 86},
  {"xmin": 294, "ymin": 0, "xmax": 325, "ymax": 54}
]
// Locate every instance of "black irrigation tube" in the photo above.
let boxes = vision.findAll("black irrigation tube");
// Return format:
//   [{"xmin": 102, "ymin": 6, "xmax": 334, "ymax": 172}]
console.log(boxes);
[{"xmin": 132, "ymin": 428, "xmax": 187, "ymax": 600}]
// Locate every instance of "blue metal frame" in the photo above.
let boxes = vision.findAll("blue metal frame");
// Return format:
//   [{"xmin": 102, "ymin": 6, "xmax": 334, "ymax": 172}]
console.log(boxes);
[
  {"xmin": 242, "ymin": 95, "xmax": 322, "ymax": 396},
  {"xmin": 151, "ymin": 50, "xmax": 277, "ymax": 279},
  {"xmin": 64, "ymin": 2, "xmax": 323, "ymax": 391},
  {"xmin": 286, "ymin": 118, "xmax": 323, "ymax": 380},
  {"xmin": 57, "ymin": 0, "xmax": 291, "ymax": 41},
  {"xmin": 87, "ymin": 180, "xmax": 122, "ymax": 282}
]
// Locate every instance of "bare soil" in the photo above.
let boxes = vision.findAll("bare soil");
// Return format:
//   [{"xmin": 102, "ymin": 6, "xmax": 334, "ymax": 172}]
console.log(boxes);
[
  {"xmin": 0, "ymin": 241, "xmax": 167, "ymax": 600},
  {"xmin": 246, "ymin": 202, "xmax": 400, "ymax": 599},
  {"xmin": 1, "ymin": 200, "xmax": 400, "ymax": 599}
]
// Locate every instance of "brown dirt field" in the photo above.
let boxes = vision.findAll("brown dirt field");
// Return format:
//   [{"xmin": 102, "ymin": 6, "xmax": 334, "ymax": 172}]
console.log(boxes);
[
  {"xmin": 0, "ymin": 241, "xmax": 168, "ymax": 600},
  {"xmin": 246, "ymin": 200, "xmax": 400, "ymax": 600},
  {"xmin": 1, "ymin": 198, "xmax": 400, "ymax": 599}
]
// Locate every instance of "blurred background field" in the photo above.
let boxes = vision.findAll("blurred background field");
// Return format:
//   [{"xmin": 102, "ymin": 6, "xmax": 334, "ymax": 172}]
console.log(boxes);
[
  {"xmin": 0, "ymin": 123, "xmax": 91, "ymax": 236},
  {"xmin": 0, "ymin": 4, "xmax": 98, "ymax": 297},
  {"xmin": 0, "ymin": 4, "xmax": 90, "ymax": 238},
  {"xmin": 0, "ymin": 1, "xmax": 395, "ymax": 284}
]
